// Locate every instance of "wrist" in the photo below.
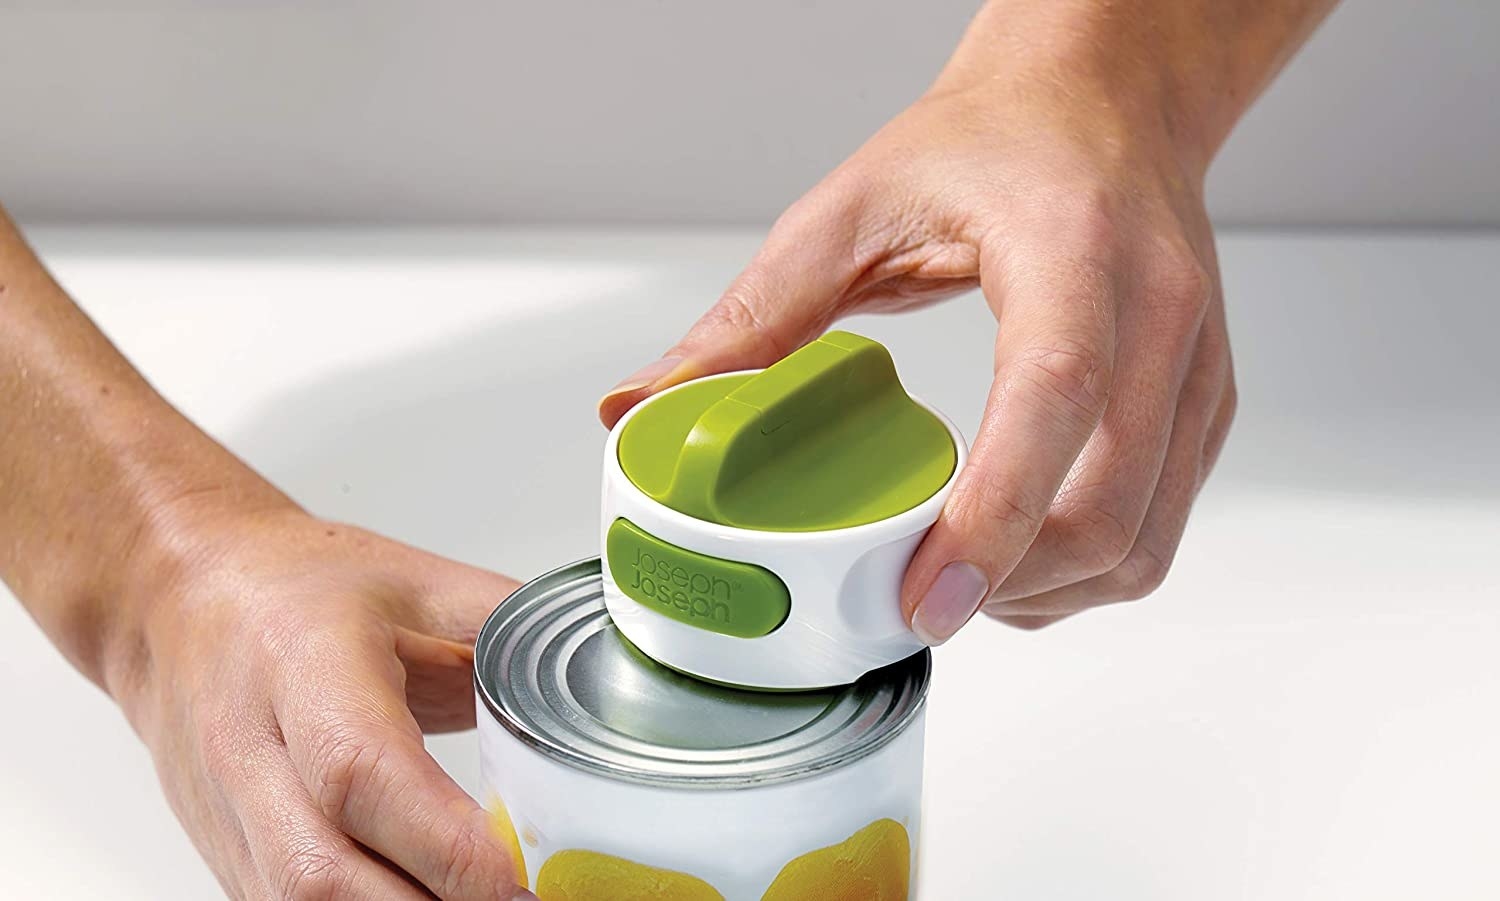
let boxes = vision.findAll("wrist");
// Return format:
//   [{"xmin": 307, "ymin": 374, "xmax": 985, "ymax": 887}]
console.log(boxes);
[
  {"xmin": 933, "ymin": 0, "xmax": 1262, "ymax": 179},
  {"xmin": 43, "ymin": 415, "xmax": 296, "ymax": 701},
  {"xmin": 101, "ymin": 470, "xmax": 299, "ymax": 688}
]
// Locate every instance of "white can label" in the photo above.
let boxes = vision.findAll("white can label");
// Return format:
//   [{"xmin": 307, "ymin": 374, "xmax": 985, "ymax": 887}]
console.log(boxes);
[{"xmin": 478, "ymin": 708, "xmax": 925, "ymax": 900}]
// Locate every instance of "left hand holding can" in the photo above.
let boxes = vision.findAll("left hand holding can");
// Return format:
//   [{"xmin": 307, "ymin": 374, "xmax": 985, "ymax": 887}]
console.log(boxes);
[
  {"xmin": 107, "ymin": 506, "xmax": 536, "ymax": 900},
  {"xmin": 0, "ymin": 206, "xmax": 535, "ymax": 898}
]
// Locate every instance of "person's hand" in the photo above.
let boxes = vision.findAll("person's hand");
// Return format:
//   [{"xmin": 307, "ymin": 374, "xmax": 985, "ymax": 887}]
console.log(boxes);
[
  {"xmin": 599, "ymin": 38, "xmax": 1236, "ymax": 641},
  {"xmin": 107, "ymin": 505, "xmax": 535, "ymax": 900}
]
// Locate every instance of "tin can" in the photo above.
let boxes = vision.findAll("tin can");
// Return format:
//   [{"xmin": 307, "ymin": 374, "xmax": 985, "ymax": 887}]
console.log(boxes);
[{"xmin": 475, "ymin": 558, "xmax": 930, "ymax": 900}]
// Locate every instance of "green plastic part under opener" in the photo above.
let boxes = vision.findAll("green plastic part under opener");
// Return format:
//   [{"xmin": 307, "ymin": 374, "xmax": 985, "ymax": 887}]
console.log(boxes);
[
  {"xmin": 606, "ymin": 518, "xmax": 791, "ymax": 638},
  {"xmin": 617, "ymin": 331, "xmax": 956, "ymax": 532}
]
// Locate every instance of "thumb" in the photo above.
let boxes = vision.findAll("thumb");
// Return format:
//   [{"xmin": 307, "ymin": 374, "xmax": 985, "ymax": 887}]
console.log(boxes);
[{"xmin": 598, "ymin": 202, "xmax": 864, "ymax": 426}]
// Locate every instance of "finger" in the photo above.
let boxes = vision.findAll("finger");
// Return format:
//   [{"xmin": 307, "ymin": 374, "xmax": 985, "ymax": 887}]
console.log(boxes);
[
  {"xmin": 598, "ymin": 197, "xmax": 866, "ymax": 426},
  {"xmin": 904, "ymin": 236, "xmax": 1117, "ymax": 645},
  {"xmin": 987, "ymin": 256, "xmax": 1211, "ymax": 601},
  {"xmin": 398, "ymin": 561, "xmax": 522, "ymax": 732},
  {"xmin": 277, "ymin": 622, "xmax": 529, "ymax": 900},
  {"xmin": 396, "ymin": 627, "xmax": 481, "ymax": 733},
  {"xmin": 153, "ymin": 693, "xmax": 266, "ymax": 899},
  {"xmin": 377, "ymin": 543, "xmax": 520, "ymax": 647},
  {"xmin": 1199, "ymin": 376, "xmax": 1236, "ymax": 484},
  {"xmin": 985, "ymin": 323, "xmax": 1232, "ymax": 618},
  {"xmin": 230, "ymin": 740, "xmax": 435, "ymax": 900},
  {"xmin": 1198, "ymin": 309, "xmax": 1237, "ymax": 484},
  {"xmin": 182, "ymin": 793, "xmax": 261, "ymax": 901},
  {"xmin": 990, "ymin": 612, "xmax": 1075, "ymax": 631}
]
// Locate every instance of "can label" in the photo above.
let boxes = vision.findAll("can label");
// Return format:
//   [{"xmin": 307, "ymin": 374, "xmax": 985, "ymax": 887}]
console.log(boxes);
[
  {"xmin": 489, "ymin": 800, "xmax": 911, "ymax": 900},
  {"xmin": 479, "ymin": 709, "xmax": 924, "ymax": 900}
]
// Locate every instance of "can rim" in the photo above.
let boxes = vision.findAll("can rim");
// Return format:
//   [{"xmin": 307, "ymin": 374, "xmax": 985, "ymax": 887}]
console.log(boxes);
[{"xmin": 474, "ymin": 557, "xmax": 930, "ymax": 789}]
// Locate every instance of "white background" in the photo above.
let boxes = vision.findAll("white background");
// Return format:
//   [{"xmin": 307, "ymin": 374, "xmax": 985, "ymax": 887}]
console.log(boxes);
[
  {"xmin": 0, "ymin": 1, "xmax": 1496, "ymax": 226},
  {"xmin": 0, "ymin": 227, "xmax": 1495, "ymax": 899}
]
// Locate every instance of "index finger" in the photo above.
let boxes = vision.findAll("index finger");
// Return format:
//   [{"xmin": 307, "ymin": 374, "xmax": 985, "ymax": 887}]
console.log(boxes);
[
  {"xmin": 597, "ymin": 194, "xmax": 865, "ymax": 427},
  {"xmin": 903, "ymin": 240, "xmax": 1116, "ymax": 645},
  {"xmin": 276, "ymin": 622, "xmax": 533, "ymax": 900}
]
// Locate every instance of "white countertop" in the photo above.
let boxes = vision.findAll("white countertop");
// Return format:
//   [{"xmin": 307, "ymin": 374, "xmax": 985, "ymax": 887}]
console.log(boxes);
[{"xmin": 2, "ymin": 228, "xmax": 1497, "ymax": 899}]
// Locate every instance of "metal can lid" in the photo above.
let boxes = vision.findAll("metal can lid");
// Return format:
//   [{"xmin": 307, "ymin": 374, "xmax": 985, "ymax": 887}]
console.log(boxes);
[{"xmin": 475, "ymin": 558, "xmax": 930, "ymax": 788}]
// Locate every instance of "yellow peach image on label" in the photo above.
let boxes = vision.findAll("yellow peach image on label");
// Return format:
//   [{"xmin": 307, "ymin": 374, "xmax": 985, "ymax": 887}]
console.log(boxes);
[
  {"xmin": 760, "ymin": 818, "xmax": 910, "ymax": 901},
  {"xmin": 487, "ymin": 798, "xmax": 529, "ymax": 890},
  {"xmin": 536, "ymin": 849, "xmax": 725, "ymax": 901}
]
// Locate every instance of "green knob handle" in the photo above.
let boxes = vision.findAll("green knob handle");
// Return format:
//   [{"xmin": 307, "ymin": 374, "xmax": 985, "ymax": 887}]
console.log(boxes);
[{"xmin": 617, "ymin": 331, "xmax": 956, "ymax": 532}]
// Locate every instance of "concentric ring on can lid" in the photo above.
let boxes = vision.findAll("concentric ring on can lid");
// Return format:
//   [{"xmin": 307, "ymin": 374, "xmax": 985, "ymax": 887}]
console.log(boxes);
[{"xmin": 475, "ymin": 558, "xmax": 931, "ymax": 788}]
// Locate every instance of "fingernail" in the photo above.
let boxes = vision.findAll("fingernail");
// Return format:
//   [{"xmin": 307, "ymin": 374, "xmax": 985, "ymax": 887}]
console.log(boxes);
[
  {"xmin": 606, "ymin": 356, "xmax": 684, "ymax": 396},
  {"xmin": 513, "ymin": 890, "xmax": 540, "ymax": 901},
  {"xmin": 911, "ymin": 562, "xmax": 990, "ymax": 646}
]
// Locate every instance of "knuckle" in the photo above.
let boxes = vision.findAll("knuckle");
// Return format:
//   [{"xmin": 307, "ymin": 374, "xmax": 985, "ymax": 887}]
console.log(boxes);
[
  {"xmin": 278, "ymin": 845, "xmax": 353, "ymax": 901},
  {"xmin": 706, "ymin": 285, "xmax": 793, "ymax": 361},
  {"xmin": 770, "ymin": 183, "xmax": 851, "ymax": 237},
  {"xmin": 1112, "ymin": 545, "xmax": 1174, "ymax": 601},
  {"xmin": 1047, "ymin": 184, "xmax": 1119, "ymax": 240},
  {"xmin": 306, "ymin": 724, "xmax": 388, "ymax": 827},
  {"xmin": 1221, "ymin": 376, "xmax": 1239, "ymax": 424},
  {"xmin": 1152, "ymin": 252, "xmax": 1214, "ymax": 321},
  {"xmin": 768, "ymin": 195, "xmax": 818, "ymax": 237},
  {"xmin": 436, "ymin": 824, "xmax": 490, "ymax": 898},
  {"xmin": 987, "ymin": 612, "xmax": 1065, "ymax": 631},
  {"xmin": 1055, "ymin": 502, "xmax": 1136, "ymax": 575},
  {"xmin": 1202, "ymin": 377, "xmax": 1239, "ymax": 479},
  {"xmin": 1010, "ymin": 341, "xmax": 1112, "ymax": 425},
  {"xmin": 950, "ymin": 478, "xmax": 1045, "ymax": 541}
]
